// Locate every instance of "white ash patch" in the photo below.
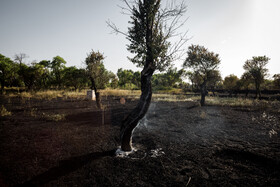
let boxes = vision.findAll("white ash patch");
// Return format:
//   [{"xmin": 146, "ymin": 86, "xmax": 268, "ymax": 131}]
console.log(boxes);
[
  {"xmin": 115, "ymin": 147, "xmax": 137, "ymax": 158},
  {"xmin": 269, "ymin": 129, "xmax": 278, "ymax": 138},
  {"xmin": 150, "ymin": 148, "xmax": 165, "ymax": 158}
]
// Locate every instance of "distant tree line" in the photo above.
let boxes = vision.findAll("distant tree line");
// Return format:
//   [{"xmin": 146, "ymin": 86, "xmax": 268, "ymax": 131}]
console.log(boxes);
[
  {"xmin": 1, "ymin": 51, "xmax": 279, "ymax": 100},
  {"xmin": 0, "ymin": 52, "xmax": 186, "ymax": 93},
  {"xmin": 0, "ymin": 51, "xmax": 280, "ymax": 97},
  {"xmin": 0, "ymin": 53, "xmax": 117, "ymax": 94}
]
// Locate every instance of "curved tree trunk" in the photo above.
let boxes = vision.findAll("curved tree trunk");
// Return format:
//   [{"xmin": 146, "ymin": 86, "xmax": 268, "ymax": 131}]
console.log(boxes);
[
  {"xmin": 120, "ymin": 0, "xmax": 158, "ymax": 151},
  {"xmin": 120, "ymin": 67, "xmax": 154, "ymax": 151}
]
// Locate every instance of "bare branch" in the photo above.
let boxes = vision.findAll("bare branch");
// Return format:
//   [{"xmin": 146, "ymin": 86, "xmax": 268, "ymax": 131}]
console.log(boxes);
[
  {"xmin": 121, "ymin": 0, "xmax": 133, "ymax": 11},
  {"xmin": 14, "ymin": 53, "xmax": 29, "ymax": 65},
  {"xmin": 106, "ymin": 20, "xmax": 129, "ymax": 37}
]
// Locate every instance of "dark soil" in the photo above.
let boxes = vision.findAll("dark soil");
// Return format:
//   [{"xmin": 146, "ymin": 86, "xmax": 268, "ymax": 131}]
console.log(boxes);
[{"xmin": 0, "ymin": 96, "xmax": 279, "ymax": 186}]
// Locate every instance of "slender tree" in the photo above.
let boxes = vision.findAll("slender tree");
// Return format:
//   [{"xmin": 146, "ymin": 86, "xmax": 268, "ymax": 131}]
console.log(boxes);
[
  {"xmin": 243, "ymin": 56, "xmax": 270, "ymax": 98},
  {"xmin": 183, "ymin": 44, "xmax": 221, "ymax": 106},
  {"xmin": 85, "ymin": 50, "xmax": 110, "ymax": 109},
  {"xmin": 108, "ymin": 0, "xmax": 188, "ymax": 151},
  {"xmin": 50, "ymin": 56, "xmax": 66, "ymax": 88}
]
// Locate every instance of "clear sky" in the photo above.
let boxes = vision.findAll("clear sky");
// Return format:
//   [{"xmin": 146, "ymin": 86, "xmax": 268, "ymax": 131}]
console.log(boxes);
[{"xmin": 0, "ymin": 0, "xmax": 279, "ymax": 79}]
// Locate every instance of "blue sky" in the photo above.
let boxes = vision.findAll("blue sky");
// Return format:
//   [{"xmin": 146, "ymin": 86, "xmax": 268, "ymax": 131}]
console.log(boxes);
[{"xmin": 0, "ymin": 0, "xmax": 279, "ymax": 78}]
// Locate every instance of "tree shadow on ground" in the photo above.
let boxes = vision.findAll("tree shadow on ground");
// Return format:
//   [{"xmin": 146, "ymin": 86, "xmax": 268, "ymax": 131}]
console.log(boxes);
[{"xmin": 18, "ymin": 149, "xmax": 116, "ymax": 187}]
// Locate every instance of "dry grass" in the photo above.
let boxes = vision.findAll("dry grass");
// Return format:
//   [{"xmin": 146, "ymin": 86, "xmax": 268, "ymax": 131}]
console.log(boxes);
[
  {"xmin": 154, "ymin": 88, "xmax": 184, "ymax": 95},
  {"xmin": 204, "ymin": 96, "xmax": 278, "ymax": 108},
  {"xmin": 205, "ymin": 97, "xmax": 254, "ymax": 107},
  {"xmin": 100, "ymin": 89, "xmax": 141, "ymax": 97},
  {"xmin": 8, "ymin": 90, "xmax": 87, "ymax": 100},
  {"xmin": 5, "ymin": 89, "xmax": 280, "ymax": 110},
  {"xmin": 152, "ymin": 94, "xmax": 187, "ymax": 102}
]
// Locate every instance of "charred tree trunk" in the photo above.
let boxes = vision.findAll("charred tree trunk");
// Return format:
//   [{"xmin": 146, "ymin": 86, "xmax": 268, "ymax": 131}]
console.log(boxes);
[
  {"xmin": 120, "ymin": 0, "xmax": 156, "ymax": 151},
  {"xmin": 90, "ymin": 77, "xmax": 102, "ymax": 109},
  {"xmin": 120, "ymin": 67, "xmax": 154, "ymax": 151},
  {"xmin": 200, "ymin": 81, "xmax": 207, "ymax": 106}
]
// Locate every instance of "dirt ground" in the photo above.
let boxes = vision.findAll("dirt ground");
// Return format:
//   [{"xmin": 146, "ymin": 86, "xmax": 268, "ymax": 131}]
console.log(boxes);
[{"xmin": 0, "ymin": 95, "xmax": 279, "ymax": 186}]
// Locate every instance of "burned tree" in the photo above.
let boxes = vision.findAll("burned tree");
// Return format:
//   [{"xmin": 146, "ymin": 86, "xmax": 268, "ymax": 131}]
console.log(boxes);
[
  {"xmin": 183, "ymin": 44, "xmax": 221, "ymax": 106},
  {"xmin": 108, "ymin": 0, "xmax": 188, "ymax": 151}
]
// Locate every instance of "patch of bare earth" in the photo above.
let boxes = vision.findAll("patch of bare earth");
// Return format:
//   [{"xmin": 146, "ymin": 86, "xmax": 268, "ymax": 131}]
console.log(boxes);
[{"xmin": 0, "ymin": 96, "xmax": 279, "ymax": 186}]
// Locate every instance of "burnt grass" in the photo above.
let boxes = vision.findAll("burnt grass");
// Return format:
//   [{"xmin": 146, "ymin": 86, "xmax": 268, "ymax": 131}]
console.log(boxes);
[{"xmin": 0, "ymin": 95, "xmax": 280, "ymax": 186}]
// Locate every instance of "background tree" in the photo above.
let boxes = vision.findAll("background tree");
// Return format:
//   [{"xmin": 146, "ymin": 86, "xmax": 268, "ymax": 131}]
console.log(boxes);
[
  {"xmin": 0, "ymin": 54, "xmax": 19, "ymax": 94},
  {"xmin": 240, "ymin": 72, "xmax": 254, "ymax": 97},
  {"xmin": 117, "ymin": 69, "xmax": 141, "ymax": 89},
  {"xmin": 14, "ymin": 53, "xmax": 28, "ymax": 83},
  {"xmin": 108, "ymin": 0, "xmax": 188, "ymax": 151},
  {"xmin": 243, "ymin": 56, "xmax": 270, "ymax": 98},
  {"xmin": 50, "ymin": 56, "xmax": 66, "ymax": 88},
  {"xmin": 14, "ymin": 53, "xmax": 28, "ymax": 66},
  {"xmin": 132, "ymin": 71, "xmax": 141, "ymax": 89},
  {"xmin": 21, "ymin": 62, "xmax": 45, "ymax": 90},
  {"xmin": 186, "ymin": 71, "xmax": 202, "ymax": 91},
  {"xmin": 164, "ymin": 68, "xmax": 184, "ymax": 88},
  {"xmin": 63, "ymin": 66, "xmax": 88, "ymax": 91},
  {"xmin": 207, "ymin": 70, "xmax": 222, "ymax": 96},
  {"xmin": 38, "ymin": 60, "xmax": 51, "ymax": 89},
  {"xmin": 117, "ymin": 68, "xmax": 134, "ymax": 89},
  {"xmin": 152, "ymin": 67, "xmax": 184, "ymax": 90},
  {"xmin": 223, "ymin": 74, "xmax": 239, "ymax": 96},
  {"xmin": 85, "ymin": 50, "xmax": 109, "ymax": 109},
  {"xmin": 109, "ymin": 73, "xmax": 119, "ymax": 89},
  {"xmin": 183, "ymin": 44, "xmax": 221, "ymax": 106},
  {"xmin": 262, "ymin": 79, "xmax": 274, "ymax": 90}
]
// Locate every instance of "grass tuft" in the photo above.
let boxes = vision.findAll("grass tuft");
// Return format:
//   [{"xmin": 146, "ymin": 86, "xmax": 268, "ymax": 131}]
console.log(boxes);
[
  {"xmin": 8, "ymin": 90, "xmax": 87, "ymax": 100},
  {"xmin": 42, "ymin": 113, "xmax": 66, "ymax": 122},
  {"xmin": 0, "ymin": 105, "xmax": 12, "ymax": 117}
]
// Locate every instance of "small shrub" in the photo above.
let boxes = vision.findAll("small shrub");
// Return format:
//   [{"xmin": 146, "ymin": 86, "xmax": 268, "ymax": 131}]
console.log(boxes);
[{"xmin": 0, "ymin": 105, "xmax": 12, "ymax": 117}]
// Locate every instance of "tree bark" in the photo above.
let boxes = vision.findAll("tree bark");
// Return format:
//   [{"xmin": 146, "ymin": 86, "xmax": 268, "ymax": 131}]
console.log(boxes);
[
  {"xmin": 120, "ymin": 0, "xmax": 156, "ymax": 151},
  {"xmin": 90, "ymin": 77, "xmax": 102, "ymax": 109}
]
